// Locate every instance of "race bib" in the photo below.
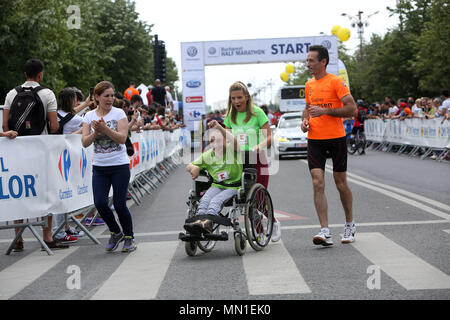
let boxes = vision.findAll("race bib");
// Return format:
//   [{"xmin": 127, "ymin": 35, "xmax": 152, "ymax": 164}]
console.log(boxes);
[
  {"xmin": 238, "ymin": 133, "xmax": 248, "ymax": 145},
  {"xmin": 216, "ymin": 171, "xmax": 230, "ymax": 182}
]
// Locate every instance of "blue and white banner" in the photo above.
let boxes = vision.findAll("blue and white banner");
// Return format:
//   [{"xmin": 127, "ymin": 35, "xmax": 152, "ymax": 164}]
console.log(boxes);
[
  {"xmin": 0, "ymin": 128, "xmax": 190, "ymax": 222},
  {"xmin": 365, "ymin": 118, "xmax": 450, "ymax": 148}
]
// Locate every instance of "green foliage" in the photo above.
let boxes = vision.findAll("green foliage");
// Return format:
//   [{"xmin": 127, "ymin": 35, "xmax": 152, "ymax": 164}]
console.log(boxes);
[
  {"xmin": 0, "ymin": 0, "xmax": 178, "ymax": 103},
  {"xmin": 345, "ymin": 0, "xmax": 449, "ymax": 102}
]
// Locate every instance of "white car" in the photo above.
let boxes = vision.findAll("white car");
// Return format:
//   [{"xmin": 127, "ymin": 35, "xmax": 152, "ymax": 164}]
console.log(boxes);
[{"xmin": 273, "ymin": 112, "xmax": 307, "ymax": 158}]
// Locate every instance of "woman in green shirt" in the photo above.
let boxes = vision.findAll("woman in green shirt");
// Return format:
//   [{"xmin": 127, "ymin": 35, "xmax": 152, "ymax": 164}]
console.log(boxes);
[{"xmin": 208, "ymin": 81, "xmax": 281, "ymax": 242}]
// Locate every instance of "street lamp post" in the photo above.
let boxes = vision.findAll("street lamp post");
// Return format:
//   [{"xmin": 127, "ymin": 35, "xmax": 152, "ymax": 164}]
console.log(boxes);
[{"xmin": 341, "ymin": 10, "xmax": 379, "ymax": 60}]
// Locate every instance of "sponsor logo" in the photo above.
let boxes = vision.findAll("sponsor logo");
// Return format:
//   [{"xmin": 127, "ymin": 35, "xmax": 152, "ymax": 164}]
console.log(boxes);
[
  {"xmin": 186, "ymin": 80, "xmax": 201, "ymax": 88},
  {"xmin": 186, "ymin": 96, "xmax": 203, "ymax": 103},
  {"xmin": 80, "ymin": 149, "xmax": 87, "ymax": 178},
  {"xmin": 58, "ymin": 149, "xmax": 71, "ymax": 182},
  {"xmin": 0, "ymin": 157, "xmax": 37, "ymax": 200},
  {"xmin": 321, "ymin": 40, "xmax": 332, "ymax": 49},
  {"xmin": 208, "ymin": 47, "xmax": 217, "ymax": 55},
  {"xmin": 189, "ymin": 110, "xmax": 202, "ymax": 118},
  {"xmin": 187, "ymin": 46, "xmax": 198, "ymax": 57}
]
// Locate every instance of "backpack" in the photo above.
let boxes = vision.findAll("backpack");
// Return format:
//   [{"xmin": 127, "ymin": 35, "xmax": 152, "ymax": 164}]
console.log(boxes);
[
  {"xmin": 54, "ymin": 112, "xmax": 75, "ymax": 134},
  {"xmin": 357, "ymin": 108, "xmax": 367, "ymax": 123},
  {"xmin": 8, "ymin": 86, "xmax": 46, "ymax": 136}
]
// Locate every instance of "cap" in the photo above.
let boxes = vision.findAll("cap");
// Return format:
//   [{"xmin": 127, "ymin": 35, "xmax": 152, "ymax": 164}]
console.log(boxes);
[{"xmin": 400, "ymin": 102, "xmax": 408, "ymax": 108}]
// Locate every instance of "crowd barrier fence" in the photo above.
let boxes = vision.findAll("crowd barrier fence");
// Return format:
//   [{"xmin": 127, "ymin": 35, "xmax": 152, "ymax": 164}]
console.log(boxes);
[
  {"xmin": 364, "ymin": 118, "xmax": 450, "ymax": 161},
  {"xmin": 0, "ymin": 128, "xmax": 191, "ymax": 254}
]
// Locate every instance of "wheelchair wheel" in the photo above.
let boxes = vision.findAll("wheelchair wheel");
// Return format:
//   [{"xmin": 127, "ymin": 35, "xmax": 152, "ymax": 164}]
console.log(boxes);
[
  {"xmin": 234, "ymin": 232, "xmax": 247, "ymax": 256},
  {"xmin": 197, "ymin": 224, "xmax": 218, "ymax": 253},
  {"xmin": 244, "ymin": 183, "xmax": 274, "ymax": 251},
  {"xmin": 185, "ymin": 241, "xmax": 197, "ymax": 257}
]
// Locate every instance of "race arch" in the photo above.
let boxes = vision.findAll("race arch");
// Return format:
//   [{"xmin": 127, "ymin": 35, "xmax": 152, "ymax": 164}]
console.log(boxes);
[{"xmin": 180, "ymin": 35, "xmax": 340, "ymax": 131}]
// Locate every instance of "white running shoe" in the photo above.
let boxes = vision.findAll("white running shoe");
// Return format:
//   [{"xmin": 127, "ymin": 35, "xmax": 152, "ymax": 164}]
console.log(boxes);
[
  {"xmin": 341, "ymin": 224, "xmax": 356, "ymax": 244},
  {"xmin": 313, "ymin": 231, "xmax": 333, "ymax": 246},
  {"xmin": 271, "ymin": 221, "xmax": 281, "ymax": 242}
]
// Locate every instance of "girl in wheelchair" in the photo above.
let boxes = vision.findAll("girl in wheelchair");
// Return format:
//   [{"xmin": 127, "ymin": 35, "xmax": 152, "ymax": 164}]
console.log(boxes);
[{"xmin": 183, "ymin": 127, "xmax": 241, "ymax": 235}]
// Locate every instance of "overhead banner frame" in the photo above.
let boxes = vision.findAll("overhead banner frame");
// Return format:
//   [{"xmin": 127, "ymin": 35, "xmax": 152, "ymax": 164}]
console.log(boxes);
[{"xmin": 180, "ymin": 35, "xmax": 339, "ymax": 131}]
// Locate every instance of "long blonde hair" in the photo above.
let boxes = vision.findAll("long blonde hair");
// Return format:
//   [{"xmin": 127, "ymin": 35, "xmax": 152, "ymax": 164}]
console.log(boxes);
[{"xmin": 226, "ymin": 81, "xmax": 255, "ymax": 124}]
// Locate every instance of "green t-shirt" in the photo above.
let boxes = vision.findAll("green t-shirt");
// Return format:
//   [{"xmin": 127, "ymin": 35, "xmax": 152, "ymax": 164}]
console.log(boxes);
[
  {"xmin": 192, "ymin": 146, "xmax": 243, "ymax": 190},
  {"xmin": 223, "ymin": 105, "xmax": 269, "ymax": 151}
]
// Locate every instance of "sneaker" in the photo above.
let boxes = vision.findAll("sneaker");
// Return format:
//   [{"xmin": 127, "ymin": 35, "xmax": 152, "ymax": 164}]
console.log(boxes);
[
  {"xmin": 122, "ymin": 236, "xmax": 137, "ymax": 253},
  {"xmin": 271, "ymin": 221, "xmax": 281, "ymax": 242},
  {"xmin": 313, "ymin": 230, "xmax": 333, "ymax": 246},
  {"xmin": 41, "ymin": 240, "xmax": 69, "ymax": 251},
  {"xmin": 105, "ymin": 232, "xmax": 124, "ymax": 252},
  {"xmin": 93, "ymin": 218, "xmax": 105, "ymax": 226},
  {"xmin": 66, "ymin": 226, "xmax": 85, "ymax": 238},
  {"xmin": 341, "ymin": 224, "xmax": 356, "ymax": 244},
  {"xmin": 55, "ymin": 233, "xmax": 78, "ymax": 244}
]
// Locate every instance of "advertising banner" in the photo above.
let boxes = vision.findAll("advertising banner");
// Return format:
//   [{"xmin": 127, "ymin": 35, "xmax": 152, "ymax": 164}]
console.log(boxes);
[
  {"xmin": 181, "ymin": 36, "xmax": 339, "ymax": 133},
  {"xmin": 365, "ymin": 118, "xmax": 450, "ymax": 148},
  {"xmin": 0, "ymin": 128, "xmax": 189, "ymax": 222}
]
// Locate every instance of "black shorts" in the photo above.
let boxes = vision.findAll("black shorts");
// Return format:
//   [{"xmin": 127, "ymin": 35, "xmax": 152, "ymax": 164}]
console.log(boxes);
[{"xmin": 307, "ymin": 137, "xmax": 347, "ymax": 172}]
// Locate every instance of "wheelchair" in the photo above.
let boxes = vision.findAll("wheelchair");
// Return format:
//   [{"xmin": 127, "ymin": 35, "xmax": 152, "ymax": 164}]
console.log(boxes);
[{"xmin": 178, "ymin": 164, "xmax": 274, "ymax": 256}]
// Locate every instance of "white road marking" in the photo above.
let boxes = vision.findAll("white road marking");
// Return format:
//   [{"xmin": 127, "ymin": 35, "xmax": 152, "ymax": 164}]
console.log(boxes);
[
  {"xmin": 90, "ymin": 241, "xmax": 178, "ymax": 300},
  {"xmin": 0, "ymin": 247, "xmax": 79, "ymax": 300},
  {"xmin": 243, "ymin": 240, "xmax": 311, "ymax": 295},
  {"xmin": 298, "ymin": 160, "xmax": 450, "ymax": 220},
  {"xmin": 351, "ymin": 232, "xmax": 450, "ymax": 290},
  {"xmin": 444, "ymin": 229, "xmax": 450, "ymax": 235}
]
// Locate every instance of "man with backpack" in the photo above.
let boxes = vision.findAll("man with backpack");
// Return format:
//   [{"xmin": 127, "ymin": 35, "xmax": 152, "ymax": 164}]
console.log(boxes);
[{"xmin": 2, "ymin": 58, "xmax": 68, "ymax": 251}]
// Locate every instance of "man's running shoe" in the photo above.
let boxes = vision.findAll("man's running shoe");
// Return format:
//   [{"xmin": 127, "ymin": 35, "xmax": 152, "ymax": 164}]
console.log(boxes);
[
  {"xmin": 271, "ymin": 221, "xmax": 281, "ymax": 242},
  {"xmin": 341, "ymin": 224, "xmax": 356, "ymax": 244},
  {"xmin": 105, "ymin": 232, "xmax": 124, "ymax": 252},
  {"xmin": 55, "ymin": 234, "xmax": 78, "ymax": 244},
  {"xmin": 122, "ymin": 236, "xmax": 137, "ymax": 253},
  {"xmin": 313, "ymin": 230, "xmax": 333, "ymax": 246}
]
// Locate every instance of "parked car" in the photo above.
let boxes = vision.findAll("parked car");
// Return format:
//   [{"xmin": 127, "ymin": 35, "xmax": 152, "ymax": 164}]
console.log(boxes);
[{"xmin": 273, "ymin": 112, "xmax": 307, "ymax": 158}]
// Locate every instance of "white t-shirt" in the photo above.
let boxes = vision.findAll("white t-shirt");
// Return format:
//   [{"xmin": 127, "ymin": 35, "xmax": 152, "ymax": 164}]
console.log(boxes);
[
  {"xmin": 411, "ymin": 105, "xmax": 422, "ymax": 117},
  {"xmin": 57, "ymin": 110, "xmax": 83, "ymax": 134},
  {"xmin": 3, "ymin": 81, "xmax": 57, "ymax": 135},
  {"xmin": 442, "ymin": 98, "xmax": 449, "ymax": 114},
  {"xmin": 83, "ymin": 107, "xmax": 130, "ymax": 166},
  {"xmin": 388, "ymin": 105, "xmax": 399, "ymax": 115}
]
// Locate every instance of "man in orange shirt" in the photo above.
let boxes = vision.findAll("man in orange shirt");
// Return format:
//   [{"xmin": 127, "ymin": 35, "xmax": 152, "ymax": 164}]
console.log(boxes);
[
  {"xmin": 301, "ymin": 45, "xmax": 357, "ymax": 247},
  {"xmin": 123, "ymin": 81, "xmax": 140, "ymax": 101}
]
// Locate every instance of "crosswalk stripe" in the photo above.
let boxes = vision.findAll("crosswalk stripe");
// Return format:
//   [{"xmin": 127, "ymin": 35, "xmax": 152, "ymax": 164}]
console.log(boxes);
[
  {"xmin": 351, "ymin": 232, "xmax": 450, "ymax": 290},
  {"xmin": 242, "ymin": 240, "xmax": 311, "ymax": 295},
  {"xmin": 444, "ymin": 229, "xmax": 450, "ymax": 235},
  {"xmin": 0, "ymin": 247, "xmax": 79, "ymax": 300},
  {"xmin": 90, "ymin": 241, "xmax": 178, "ymax": 300}
]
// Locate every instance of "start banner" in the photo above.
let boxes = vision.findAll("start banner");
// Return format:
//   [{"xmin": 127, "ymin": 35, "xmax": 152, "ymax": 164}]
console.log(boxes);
[
  {"xmin": 365, "ymin": 118, "xmax": 450, "ymax": 148},
  {"xmin": 0, "ymin": 128, "xmax": 189, "ymax": 222}
]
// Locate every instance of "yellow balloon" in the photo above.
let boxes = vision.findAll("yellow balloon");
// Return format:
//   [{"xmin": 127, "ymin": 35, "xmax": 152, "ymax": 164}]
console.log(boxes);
[
  {"xmin": 285, "ymin": 64, "xmax": 295, "ymax": 74},
  {"xmin": 331, "ymin": 25, "xmax": 341, "ymax": 36},
  {"xmin": 337, "ymin": 27, "xmax": 351, "ymax": 42},
  {"xmin": 280, "ymin": 72, "xmax": 289, "ymax": 82}
]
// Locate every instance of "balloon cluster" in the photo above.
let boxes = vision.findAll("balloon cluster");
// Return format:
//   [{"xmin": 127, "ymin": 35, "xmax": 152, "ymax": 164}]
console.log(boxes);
[
  {"xmin": 331, "ymin": 25, "xmax": 351, "ymax": 42},
  {"xmin": 280, "ymin": 63, "xmax": 295, "ymax": 82}
]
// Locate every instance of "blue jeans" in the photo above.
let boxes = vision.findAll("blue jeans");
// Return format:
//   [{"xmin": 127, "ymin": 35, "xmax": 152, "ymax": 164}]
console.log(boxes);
[{"xmin": 92, "ymin": 164, "xmax": 133, "ymax": 237}]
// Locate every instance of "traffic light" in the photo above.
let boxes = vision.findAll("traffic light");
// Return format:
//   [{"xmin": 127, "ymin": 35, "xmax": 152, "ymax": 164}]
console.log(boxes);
[{"xmin": 154, "ymin": 36, "xmax": 166, "ymax": 83}]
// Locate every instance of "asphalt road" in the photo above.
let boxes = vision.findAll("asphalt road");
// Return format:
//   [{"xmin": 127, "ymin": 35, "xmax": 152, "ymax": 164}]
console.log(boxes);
[{"xmin": 0, "ymin": 148, "xmax": 449, "ymax": 304}]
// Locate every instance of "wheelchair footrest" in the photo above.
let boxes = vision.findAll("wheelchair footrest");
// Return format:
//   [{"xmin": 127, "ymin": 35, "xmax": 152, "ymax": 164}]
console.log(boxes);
[{"xmin": 178, "ymin": 231, "xmax": 229, "ymax": 242}]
